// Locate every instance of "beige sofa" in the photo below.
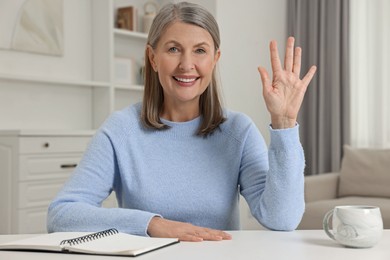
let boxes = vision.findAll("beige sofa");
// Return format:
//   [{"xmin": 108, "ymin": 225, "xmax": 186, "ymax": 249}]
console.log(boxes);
[{"xmin": 298, "ymin": 145, "xmax": 390, "ymax": 229}]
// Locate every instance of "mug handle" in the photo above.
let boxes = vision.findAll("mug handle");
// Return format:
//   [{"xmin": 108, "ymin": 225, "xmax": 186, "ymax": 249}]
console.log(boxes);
[{"xmin": 323, "ymin": 209, "xmax": 336, "ymax": 240}]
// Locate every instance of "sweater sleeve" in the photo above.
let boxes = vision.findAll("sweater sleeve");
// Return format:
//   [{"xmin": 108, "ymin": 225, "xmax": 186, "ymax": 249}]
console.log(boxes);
[
  {"xmin": 47, "ymin": 128, "xmax": 160, "ymax": 236},
  {"xmin": 238, "ymin": 123, "xmax": 305, "ymax": 231}
]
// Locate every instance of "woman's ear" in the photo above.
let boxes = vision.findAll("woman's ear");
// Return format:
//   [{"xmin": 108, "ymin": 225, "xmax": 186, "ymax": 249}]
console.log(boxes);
[
  {"xmin": 147, "ymin": 45, "xmax": 158, "ymax": 72},
  {"xmin": 214, "ymin": 49, "xmax": 221, "ymax": 64}
]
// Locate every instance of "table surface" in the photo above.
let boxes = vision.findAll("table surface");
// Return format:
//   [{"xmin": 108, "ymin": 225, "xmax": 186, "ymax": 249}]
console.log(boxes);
[{"xmin": 0, "ymin": 230, "xmax": 389, "ymax": 260}]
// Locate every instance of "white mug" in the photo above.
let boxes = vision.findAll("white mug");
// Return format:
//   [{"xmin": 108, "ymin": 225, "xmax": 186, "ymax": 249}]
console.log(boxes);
[{"xmin": 323, "ymin": 205, "xmax": 383, "ymax": 248}]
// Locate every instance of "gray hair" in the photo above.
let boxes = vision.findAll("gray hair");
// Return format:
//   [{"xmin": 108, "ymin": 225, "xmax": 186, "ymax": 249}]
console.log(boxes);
[{"xmin": 147, "ymin": 2, "xmax": 220, "ymax": 50}]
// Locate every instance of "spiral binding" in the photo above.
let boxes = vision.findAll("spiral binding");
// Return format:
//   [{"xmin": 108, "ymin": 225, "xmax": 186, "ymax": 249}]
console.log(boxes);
[{"xmin": 60, "ymin": 228, "xmax": 119, "ymax": 247}]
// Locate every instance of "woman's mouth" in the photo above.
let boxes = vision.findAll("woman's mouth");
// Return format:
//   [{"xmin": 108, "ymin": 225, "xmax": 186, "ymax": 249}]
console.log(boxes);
[{"xmin": 173, "ymin": 76, "xmax": 199, "ymax": 85}]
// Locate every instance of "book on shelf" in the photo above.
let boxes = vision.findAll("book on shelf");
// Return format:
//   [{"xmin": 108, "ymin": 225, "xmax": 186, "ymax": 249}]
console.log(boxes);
[
  {"xmin": 116, "ymin": 6, "xmax": 137, "ymax": 31},
  {"xmin": 0, "ymin": 228, "xmax": 179, "ymax": 257}
]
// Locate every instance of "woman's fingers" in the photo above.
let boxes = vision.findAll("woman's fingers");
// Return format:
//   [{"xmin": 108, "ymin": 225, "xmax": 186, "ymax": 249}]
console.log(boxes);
[
  {"xmin": 301, "ymin": 65, "xmax": 317, "ymax": 87},
  {"xmin": 258, "ymin": 66, "xmax": 271, "ymax": 94},
  {"xmin": 284, "ymin": 36, "xmax": 295, "ymax": 72},
  {"xmin": 203, "ymin": 229, "xmax": 232, "ymax": 240},
  {"xmin": 180, "ymin": 234, "xmax": 204, "ymax": 242},
  {"xmin": 293, "ymin": 47, "xmax": 302, "ymax": 76},
  {"xmin": 184, "ymin": 228, "xmax": 231, "ymax": 242},
  {"xmin": 269, "ymin": 40, "xmax": 283, "ymax": 74},
  {"xmin": 179, "ymin": 233, "xmax": 230, "ymax": 242},
  {"xmin": 147, "ymin": 217, "xmax": 232, "ymax": 242},
  {"xmin": 270, "ymin": 37, "xmax": 302, "ymax": 77},
  {"xmin": 273, "ymin": 37, "xmax": 302, "ymax": 76},
  {"xmin": 267, "ymin": 37, "xmax": 313, "ymax": 87}
]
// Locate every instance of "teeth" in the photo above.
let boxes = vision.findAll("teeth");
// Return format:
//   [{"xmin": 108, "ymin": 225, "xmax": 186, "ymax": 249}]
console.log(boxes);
[{"xmin": 175, "ymin": 77, "xmax": 196, "ymax": 83}]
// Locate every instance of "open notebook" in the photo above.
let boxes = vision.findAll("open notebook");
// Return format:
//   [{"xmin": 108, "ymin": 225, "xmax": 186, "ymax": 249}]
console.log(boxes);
[{"xmin": 0, "ymin": 228, "xmax": 179, "ymax": 257}]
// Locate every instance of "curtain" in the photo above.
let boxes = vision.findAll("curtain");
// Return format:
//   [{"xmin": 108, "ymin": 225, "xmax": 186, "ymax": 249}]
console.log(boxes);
[
  {"xmin": 287, "ymin": 0, "xmax": 350, "ymax": 175},
  {"xmin": 350, "ymin": 0, "xmax": 390, "ymax": 148}
]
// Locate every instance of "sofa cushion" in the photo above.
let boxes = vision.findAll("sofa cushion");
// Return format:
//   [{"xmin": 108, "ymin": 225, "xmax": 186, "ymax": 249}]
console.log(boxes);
[
  {"xmin": 338, "ymin": 145, "xmax": 390, "ymax": 198},
  {"xmin": 298, "ymin": 196, "xmax": 390, "ymax": 229}
]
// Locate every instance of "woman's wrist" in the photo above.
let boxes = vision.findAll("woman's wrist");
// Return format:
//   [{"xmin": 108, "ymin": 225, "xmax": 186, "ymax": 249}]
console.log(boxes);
[
  {"xmin": 270, "ymin": 116, "xmax": 296, "ymax": 129},
  {"xmin": 147, "ymin": 216, "xmax": 164, "ymax": 237}
]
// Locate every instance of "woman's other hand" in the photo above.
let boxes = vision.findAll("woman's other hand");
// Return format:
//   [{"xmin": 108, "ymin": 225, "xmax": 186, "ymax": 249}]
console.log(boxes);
[{"xmin": 147, "ymin": 217, "xmax": 232, "ymax": 242}]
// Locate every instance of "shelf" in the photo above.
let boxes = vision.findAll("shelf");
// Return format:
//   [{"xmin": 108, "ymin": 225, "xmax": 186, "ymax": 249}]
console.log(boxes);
[
  {"xmin": 113, "ymin": 29, "xmax": 148, "ymax": 40},
  {"xmin": 114, "ymin": 84, "xmax": 144, "ymax": 91},
  {"xmin": 0, "ymin": 129, "xmax": 96, "ymax": 136},
  {"xmin": 0, "ymin": 73, "xmax": 110, "ymax": 88}
]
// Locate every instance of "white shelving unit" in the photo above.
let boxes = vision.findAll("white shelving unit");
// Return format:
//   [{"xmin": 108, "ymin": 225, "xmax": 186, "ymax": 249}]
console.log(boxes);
[
  {"xmin": 114, "ymin": 28, "xmax": 149, "ymax": 39},
  {"xmin": 91, "ymin": 0, "xmax": 150, "ymax": 127},
  {"xmin": 0, "ymin": 73, "xmax": 111, "ymax": 89}
]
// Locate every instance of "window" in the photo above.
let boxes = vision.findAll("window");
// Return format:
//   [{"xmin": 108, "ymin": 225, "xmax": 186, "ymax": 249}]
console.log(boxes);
[{"xmin": 350, "ymin": 0, "xmax": 390, "ymax": 148}]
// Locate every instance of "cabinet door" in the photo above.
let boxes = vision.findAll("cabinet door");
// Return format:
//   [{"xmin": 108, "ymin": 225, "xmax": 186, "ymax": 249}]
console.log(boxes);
[
  {"xmin": 18, "ymin": 179, "xmax": 68, "ymax": 208},
  {"xmin": 19, "ymin": 137, "xmax": 91, "ymax": 154},
  {"xmin": 19, "ymin": 154, "xmax": 81, "ymax": 181},
  {"xmin": 17, "ymin": 208, "xmax": 48, "ymax": 234}
]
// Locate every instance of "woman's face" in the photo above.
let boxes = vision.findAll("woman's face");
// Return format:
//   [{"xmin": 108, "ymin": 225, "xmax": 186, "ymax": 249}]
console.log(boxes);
[{"xmin": 148, "ymin": 21, "xmax": 220, "ymax": 113}]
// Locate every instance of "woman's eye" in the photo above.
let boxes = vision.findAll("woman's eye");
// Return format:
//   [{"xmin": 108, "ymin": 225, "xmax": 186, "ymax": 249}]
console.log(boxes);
[
  {"xmin": 195, "ymin": 48, "xmax": 206, "ymax": 54},
  {"xmin": 168, "ymin": 47, "xmax": 178, "ymax": 53}
]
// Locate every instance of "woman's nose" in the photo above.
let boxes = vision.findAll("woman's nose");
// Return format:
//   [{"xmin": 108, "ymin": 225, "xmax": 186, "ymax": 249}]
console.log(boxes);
[{"xmin": 178, "ymin": 52, "xmax": 195, "ymax": 71}]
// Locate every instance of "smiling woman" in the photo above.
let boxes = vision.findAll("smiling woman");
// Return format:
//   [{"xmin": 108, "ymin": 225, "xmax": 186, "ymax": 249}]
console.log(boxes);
[
  {"xmin": 47, "ymin": 1, "xmax": 316, "ymax": 243},
  {"xmin": 146, "ymin": 21, "xmax": 220, "ymax": 123}
]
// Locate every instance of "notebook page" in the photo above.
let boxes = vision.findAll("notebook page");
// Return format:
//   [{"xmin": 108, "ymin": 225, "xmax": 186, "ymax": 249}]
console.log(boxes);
[
  {"xmin": 65, "ymin": 233, "xmax": 178, "ymax": 256},
  {"xmin": 0, "ymin": 232, "xmax": 94, "ymax": 252}
]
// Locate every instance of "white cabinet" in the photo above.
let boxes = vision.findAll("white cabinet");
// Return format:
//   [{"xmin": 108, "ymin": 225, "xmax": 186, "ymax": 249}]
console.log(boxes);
[
  {"xmin": 0, "ymin": 130, "xmax": 95, "ymax": 234},
  {"xmin": 112, "ymin": 29, "xmax": 147, "ymax": 111},
  {"xmin": 92, "ymin": 0, "xmax": 149, "ymax": 124}
]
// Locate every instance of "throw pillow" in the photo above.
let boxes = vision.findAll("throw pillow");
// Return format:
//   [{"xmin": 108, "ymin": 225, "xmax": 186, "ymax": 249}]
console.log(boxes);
[{"xmin": 338, "ymin": 145, "xmax": 390, "ymax": 198}]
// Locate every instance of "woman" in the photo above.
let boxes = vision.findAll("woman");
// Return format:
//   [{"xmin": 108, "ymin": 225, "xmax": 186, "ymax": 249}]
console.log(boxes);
[{"xmin": 47, "ymin": 2, "xmax": 316, "ymax": 242}]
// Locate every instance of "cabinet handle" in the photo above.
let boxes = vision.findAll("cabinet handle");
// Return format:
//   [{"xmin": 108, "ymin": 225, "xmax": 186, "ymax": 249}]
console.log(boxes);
[
  {"xmin": 43, "ymin": 142, "xmax": 50, "ymax": 148},
  {"xmin": 60, "ymin": 164, "xmax": 77, "ymax": 169}
]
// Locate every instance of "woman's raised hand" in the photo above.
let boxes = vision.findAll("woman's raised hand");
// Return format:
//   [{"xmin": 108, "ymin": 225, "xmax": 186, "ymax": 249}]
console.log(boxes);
[{"xmin": 258, "ymin": 37, "xmax": 317, "ymax": 129}]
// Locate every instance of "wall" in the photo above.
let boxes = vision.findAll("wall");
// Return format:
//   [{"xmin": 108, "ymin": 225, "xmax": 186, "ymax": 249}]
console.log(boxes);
[
  {"xmin": 217, "ymin": 0, "xmax": 288, "ymax": 143},
  {"xmin": 350, "ymin": 0, "xmax": 390, "ymax": 148},
  {"xmin": 216, "ymin": 0, "xmax": 288, "ymax": 229},
  {"xmin": 0, "ymin": 1, "xmax": 91, "ymax": 80},
  {"xmin": 0, "ymin": 0, "xmax": 93, "ymax": 130}
]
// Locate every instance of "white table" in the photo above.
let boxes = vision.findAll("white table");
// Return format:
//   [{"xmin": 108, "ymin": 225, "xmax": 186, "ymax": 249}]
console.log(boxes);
[{"xmin": 0, "ymin": 230, "xmax": 389, "ymax": 260}]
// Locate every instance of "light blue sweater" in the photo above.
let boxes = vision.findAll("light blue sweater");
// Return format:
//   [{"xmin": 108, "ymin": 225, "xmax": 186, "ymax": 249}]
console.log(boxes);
[{"xmin": 47, "ymin": 103, "xmax": 305, "ymax": 236}]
